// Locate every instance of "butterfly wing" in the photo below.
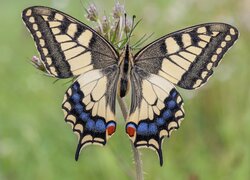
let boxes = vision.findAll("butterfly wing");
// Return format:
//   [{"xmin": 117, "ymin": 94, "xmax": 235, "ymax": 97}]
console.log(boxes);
[
  {"xmin": 22, "ymin": 6, "xmax": 118, "ymax": 78},
  {"xmin": 62, "ymin": 65, "xmax": 119, "ymax": 160},
  {"xmin": 126, "ymin": 67, "xmax": 184, "ymax": 166},
  {"xmin": 126, "ymin": 23, "xmax": 238, "ymax": 165},
  {"xmin": 22, "ymin": 6, "xmax": 120, "ymax": 159},
  {"xmin": 134, "ymin": 23, "xmax": 238, "ymax": 89}
]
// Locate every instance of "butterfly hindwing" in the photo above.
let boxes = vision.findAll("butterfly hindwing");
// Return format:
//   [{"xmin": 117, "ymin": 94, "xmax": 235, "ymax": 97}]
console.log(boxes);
[
  {"xmin": 126, "ymin": 67, "xmax": 184, "ymax": 165},
  {"xmin": 22, "ymin": 6, "xmax": 118, "ymax": 78},
  {"xmin": 134, "ymin": 23, "xmax": 238, "ymax": 89},
  {"xmin": 62, "ymin": 65, "xmax": 119, "ymax": 160}
]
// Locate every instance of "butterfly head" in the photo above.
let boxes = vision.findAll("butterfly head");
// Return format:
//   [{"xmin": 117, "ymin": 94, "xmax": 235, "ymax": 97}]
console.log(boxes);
[{"xmin": 118, "ymin": 44, "xmax": 134, "ymax": 66}]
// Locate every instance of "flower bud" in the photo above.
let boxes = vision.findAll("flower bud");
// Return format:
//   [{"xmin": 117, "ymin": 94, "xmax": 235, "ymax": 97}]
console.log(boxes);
[
  {"xmin": 112, "ymin": 1, "xmax": 125, "ymax": 19},
  {"xmin": 85, "ymin": 3, "xmax": 98, "ymax": 22},
  {"xmin": 102, "ymin": 15, "xmax": 110, "ymax": 34},
  {"xmin": 31, "ymin": 56, "xmax": 47, "ymax": 72}
]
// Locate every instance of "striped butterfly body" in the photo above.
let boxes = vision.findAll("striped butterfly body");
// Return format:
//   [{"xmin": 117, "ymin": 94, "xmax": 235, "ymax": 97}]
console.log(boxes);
[{"xmin": 22, "ymin": 6, "xmax": 238, "ymax": 166}]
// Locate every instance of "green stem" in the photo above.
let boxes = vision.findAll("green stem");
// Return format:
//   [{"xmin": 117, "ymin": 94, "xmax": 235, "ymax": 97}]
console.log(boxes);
[{"xmin": 117, "ymin": 96, "xmax": 144, "ymax": 180}]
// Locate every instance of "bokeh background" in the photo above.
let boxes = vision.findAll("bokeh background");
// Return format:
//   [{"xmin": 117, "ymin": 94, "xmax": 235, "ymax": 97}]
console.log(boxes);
[{"xmin": 0, "ymin": 0, "xmax": 249, "ymax": 179}]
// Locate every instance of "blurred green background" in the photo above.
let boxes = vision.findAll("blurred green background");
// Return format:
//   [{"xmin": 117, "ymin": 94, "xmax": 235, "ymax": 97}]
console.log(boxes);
[{"xmin": 0, "ymin": 0, "xmax": 249, "ymax": 179}]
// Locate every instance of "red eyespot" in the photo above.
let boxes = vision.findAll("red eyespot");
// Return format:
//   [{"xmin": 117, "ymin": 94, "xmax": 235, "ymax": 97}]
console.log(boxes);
[
  {"xmin": 126, "ymin": 123, "xmax": 136, "ymax": 137},
  {"xmin": 107, "ymin": 122, "xmax": 116, "ymax": 136}
]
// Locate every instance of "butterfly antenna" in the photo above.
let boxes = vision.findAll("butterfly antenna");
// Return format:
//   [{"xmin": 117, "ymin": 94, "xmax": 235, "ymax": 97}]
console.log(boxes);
[
  {"xmin": 128, "ymin": 15, "xmax": 136, "ymax": 43},
  {"xmin": 124, "ymin": 13, "xmax": 128, "ymax": 39},
  {"xmin": 129, "ymin": 16, "xmax": 142, "ymax": 42},
  {"xmin": 131, "ymin": 15, "xmax": 136, "ymax": 35}
]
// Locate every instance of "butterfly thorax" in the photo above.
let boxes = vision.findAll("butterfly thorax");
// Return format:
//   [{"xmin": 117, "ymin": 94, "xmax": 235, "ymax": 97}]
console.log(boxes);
[{"xmin": 118, "ymin": 45, "xmax": 134, "ymax": 98}]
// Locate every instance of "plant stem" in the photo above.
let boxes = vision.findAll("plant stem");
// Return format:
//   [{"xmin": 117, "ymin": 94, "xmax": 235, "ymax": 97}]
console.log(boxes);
[
  {"xmin": 117, "ymin": 96, "xmax": 144, "ymax": 180},
  {"xmin": 97, "ymin": 19, "xmax": 104, "ymax": 34}
]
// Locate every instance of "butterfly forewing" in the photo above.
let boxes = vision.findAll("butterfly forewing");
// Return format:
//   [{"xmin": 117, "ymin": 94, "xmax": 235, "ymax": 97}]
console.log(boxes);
[
  {"xmin": 62, "ymin": 65, "xmax": 119, "ymax": 160},
  {"xmin": 22, "ymin": 6, "xmax": 118, "ymax": 78},
  {"xmin": 126, "ymin": 67, "xmax": 184, "ymax": 165},
  {"xmin": 134, "ymin": 23, "xmax": 239, "ymax": 89}
]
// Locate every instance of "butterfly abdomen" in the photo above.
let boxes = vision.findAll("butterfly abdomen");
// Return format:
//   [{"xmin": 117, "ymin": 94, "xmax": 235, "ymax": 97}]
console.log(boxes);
[{"xmin": 119, "ymin": 77, "xmax": 129, "ymax": 97}]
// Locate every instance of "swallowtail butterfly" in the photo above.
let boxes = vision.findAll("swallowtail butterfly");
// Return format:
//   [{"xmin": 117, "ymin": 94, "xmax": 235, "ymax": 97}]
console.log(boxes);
[{"xmin": 22, "ymin": 6, "xmax": 238, "ymax": 166}]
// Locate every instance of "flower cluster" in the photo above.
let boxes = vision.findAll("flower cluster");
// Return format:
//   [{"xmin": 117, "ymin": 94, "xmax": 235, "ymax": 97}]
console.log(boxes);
[{"xmin": 85, "ymin": 1, "xmax": 133, "ymax": 48}]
